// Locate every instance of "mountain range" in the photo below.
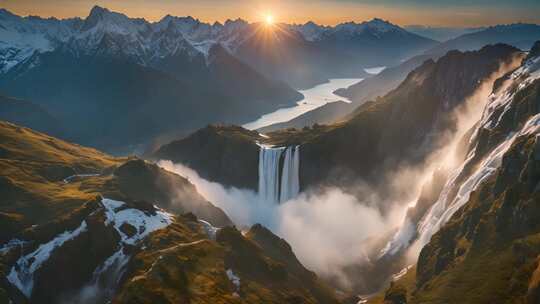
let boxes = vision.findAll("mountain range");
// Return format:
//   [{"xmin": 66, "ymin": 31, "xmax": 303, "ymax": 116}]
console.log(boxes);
[
  {"xmin": 263, "ymin": 22, "xmax": 540, "ymax": 132},
  {"xmin": 404, "ymin": 25, "xmax": 484, "ymax": 42},
  {"xmin": 0, "ymin": 6, "xmax": 437, "ymax": 87},
  {"xmin": 0, "ymin": 6, "xmax": 439, "ymax": 153}
]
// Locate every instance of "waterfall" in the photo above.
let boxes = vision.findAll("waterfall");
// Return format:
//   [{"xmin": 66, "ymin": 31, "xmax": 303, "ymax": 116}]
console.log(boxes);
[
  {"xmin": 258, "ymin": 145, "xmax": 300, "ymax": 204},
  {"xmin": 258, "ymin": 146, "xmax": 285, "ymax": 204},
  {"xmin": 280, "ymin": 146, "xmax": 300, "ymax": 203}
]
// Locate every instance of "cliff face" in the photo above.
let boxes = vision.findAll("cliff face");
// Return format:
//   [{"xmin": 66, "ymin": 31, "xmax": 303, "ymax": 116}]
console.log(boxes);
[
  {"xmin": 412, "ymin": 132, "xmax": 540, "ymax": 303},
  {"xmin": 153, "ymin": 125, "xmax": 263, "ymax": 190},
  {"xmin": 369, "ymin": 41, "xmax": 540, "ymax": 304},
  {"xmin": 412, "ymin": 62, "xmax": 540, "ymax": 304}
]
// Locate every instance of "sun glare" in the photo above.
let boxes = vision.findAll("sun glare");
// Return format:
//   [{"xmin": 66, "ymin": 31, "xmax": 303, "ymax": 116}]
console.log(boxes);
[{"xmin": 265, "ymin": 14, "xmax": 274, "ymax": 25}]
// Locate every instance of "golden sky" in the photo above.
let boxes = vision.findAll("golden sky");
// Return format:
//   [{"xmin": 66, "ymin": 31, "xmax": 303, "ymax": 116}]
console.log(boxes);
[{"xmin": 1, "ymin": 0, "xmax": 539, "ymax": 27}]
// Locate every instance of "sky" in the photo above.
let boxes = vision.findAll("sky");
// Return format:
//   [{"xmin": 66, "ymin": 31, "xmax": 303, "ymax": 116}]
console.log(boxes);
[{"xmin": 1, "ymin": 0, "xmax": 539, "ymax": 27}]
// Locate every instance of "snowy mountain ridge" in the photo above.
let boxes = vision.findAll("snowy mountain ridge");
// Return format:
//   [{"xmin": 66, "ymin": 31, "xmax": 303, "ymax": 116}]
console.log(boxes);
[
  {"xmin": 289, "ymin": 18, "xmax": 403, "ymax": 42},
  {"xmin": 0, "ymin": 5, "xmax": 427, "ymax": 73}
]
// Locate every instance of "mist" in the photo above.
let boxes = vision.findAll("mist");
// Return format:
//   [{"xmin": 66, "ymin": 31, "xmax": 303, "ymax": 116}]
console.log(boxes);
[{"xmin": 158, "ymin": 160, "xmax": 409, "ymax": 289}]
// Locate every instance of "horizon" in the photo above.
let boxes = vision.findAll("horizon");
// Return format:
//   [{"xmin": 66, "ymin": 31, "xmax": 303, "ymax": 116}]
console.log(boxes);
[{"xmin": 1, "ymin": 0, "xmax": 540, "ymax": 28}]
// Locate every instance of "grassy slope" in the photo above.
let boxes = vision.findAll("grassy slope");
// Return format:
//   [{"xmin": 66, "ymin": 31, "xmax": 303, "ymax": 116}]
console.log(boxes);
[
  {"xmin": 0, "ymin": 121, "xmax": 122, "ymax": 240},
  {"xmin": 367, "ymin": 266, "xmax": 417, "ymax": 304}
]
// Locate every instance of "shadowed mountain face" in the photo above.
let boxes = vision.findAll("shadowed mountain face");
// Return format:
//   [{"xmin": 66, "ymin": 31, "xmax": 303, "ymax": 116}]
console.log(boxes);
[
  {"xmin": 299, "ymin": 44, "xmax": 521, "ymax": 189},
  {"xmin": 0, "ymin": 48, "xmax": 302, "ymax": 154},
  {"xmin": 0, "ymin": 50, "xmax": 225, "ymax": 153},
  {"xmin": 0, "ymin": 6, "xmax": 302, "ymax": 154},
  {"xmin": 0, "ymin": 121, "xmax": 339, "ymax": 304},
  {"xmin": 0, "ymin": 94, "xmax": 63, "ymax": 138}
]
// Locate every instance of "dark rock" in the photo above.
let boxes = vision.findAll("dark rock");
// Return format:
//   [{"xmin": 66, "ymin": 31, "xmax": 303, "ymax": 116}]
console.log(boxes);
[
  {"xmin": 114, "ymin": 158, "xmax": 232, "ymax": 227},
  {"xmin": 526, "ymin": 40, "xmax": 540, "ymax": 61},
  {"xmin": 153, "ymin": 125, "xmax": 261, "ymax": 191},
  {"xmin": 120, "ymin": 222, "xmax": 137, "ymax": 238}
]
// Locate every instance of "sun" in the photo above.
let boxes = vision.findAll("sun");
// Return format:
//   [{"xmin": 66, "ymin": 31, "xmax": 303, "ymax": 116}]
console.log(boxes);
[{"xmin": 265, "ymin": 14, "xmax": 274, "ymax": 25}]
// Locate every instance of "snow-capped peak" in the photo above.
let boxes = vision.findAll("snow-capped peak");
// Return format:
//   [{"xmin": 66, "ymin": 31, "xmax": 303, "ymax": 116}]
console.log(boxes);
[
  {"xmin": 0, "ymin": 8, "xmax": 78, "ymax": 72},
  {"xmin": 0, "ymin": 6, "xmax": 416, "ymax": 74},
  {"xmin": 223, "ymin": 18, "xmax": 248, "ymax": 29},
  {"xmin": 291, "ymin": 21, "xmax": 328, "ymax": 41},
  {"xmin": 81, "ymin": 5, "xmax": 147, "ymax": 35},
  {"xmin": 365, "ymin": 18, "xmax": 399, "ymax": 32},
  {"xmin": 334, "ymin": 18, "xmax": 401, "ymax": 34}
]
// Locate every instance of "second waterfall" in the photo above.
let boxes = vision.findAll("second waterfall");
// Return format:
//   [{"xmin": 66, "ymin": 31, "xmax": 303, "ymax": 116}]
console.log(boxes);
[{"xmin": 258, "ymin": 145, "xmax": 300, "ymax": 204}]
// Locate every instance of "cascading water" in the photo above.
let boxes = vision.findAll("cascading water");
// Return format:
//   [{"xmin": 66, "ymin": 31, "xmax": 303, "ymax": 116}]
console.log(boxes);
[
  {"xmin": 258, "ymin": 145, "xmax": 300, "ymax": 204},
  {"xmin": 280, "ymin": 146, "xmax": 300, "ymax": 203},
  {"xmin": 258, "ymin": 146, "xmax": 285, "ymax": 204}
]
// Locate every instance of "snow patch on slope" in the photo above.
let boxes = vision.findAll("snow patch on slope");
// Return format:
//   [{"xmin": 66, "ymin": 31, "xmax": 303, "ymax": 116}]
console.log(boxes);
[
  {"xmin": 7, "ymin": 221, "xmax": 88, "ymax": 297},
  {"xmin": 101, "ymin": 198, "xmax": 173, "ymax": 245},
  {"xmin": 226, "ymin": 268, "xmax": 241, "ymax": 297},
  {"xmin": 74, "ymin": 198, "xmax": 174, "ymax": 302}
]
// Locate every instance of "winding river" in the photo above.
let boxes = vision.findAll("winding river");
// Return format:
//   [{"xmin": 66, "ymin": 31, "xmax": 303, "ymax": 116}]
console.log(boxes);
[{"xmin": 243, "ymin": 78, "xmax": 364, "ymax": 130}]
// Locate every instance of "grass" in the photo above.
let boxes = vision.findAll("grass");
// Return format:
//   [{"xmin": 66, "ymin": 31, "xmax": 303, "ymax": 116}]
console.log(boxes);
[{"xmin": 0, "ymin": 121, "xmax": 123, "ymax": 240}]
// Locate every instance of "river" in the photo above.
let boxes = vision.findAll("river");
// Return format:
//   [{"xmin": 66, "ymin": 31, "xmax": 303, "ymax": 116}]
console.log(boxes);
[{"xmin": 243, "ymin": 78, "xmax": 364, "ymax": 130}]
